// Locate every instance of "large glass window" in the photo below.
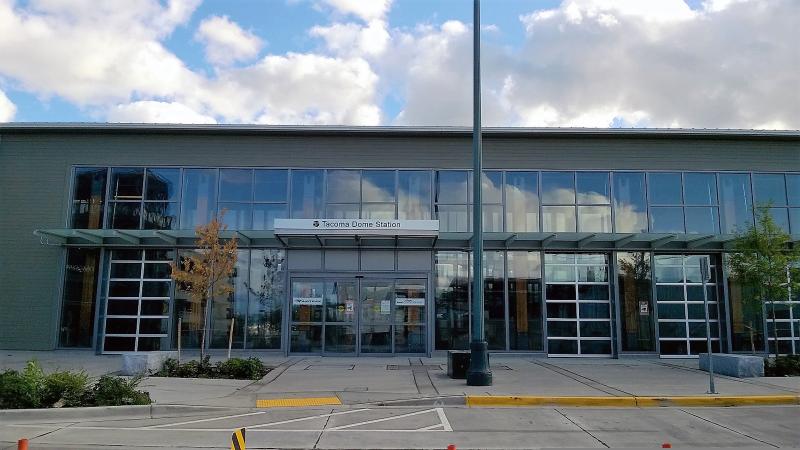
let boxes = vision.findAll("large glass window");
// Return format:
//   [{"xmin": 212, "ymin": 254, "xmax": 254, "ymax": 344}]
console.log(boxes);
[
  {"xmin": 542, "ymin": 172, "xmax": 577, "ymax": 232},
  {"xmin": 617, "ymin": 252, "xmax": 655, "ymax": 352},
  {"xmin": 59, "ymin": 248, "xmax": 100, "ymax": 347},
  {"xmin": 253, "ymin": 169, "xmax": 288, "ymax": 230},
  {"xmin": 219, "ymin": 169, "xmax": 253, "ymax": 230},
  {"xmin": 612, "ymin": 172, "xmax": 647, "ymax": 233},
  {"xmin": 144, "ymin": 168, "xmax": 180, "ymax": 230},
  {"xmin": 719, "ymin": 173, "xmax": 754, "ymax": 233},
  {"xmin": 208, "ymin": 250, "xmax": 249, "ymax": 349},
  {"xmin": 505, "ymin": 171, "xmax": 539, "ymax": 232},
  {"xmin": 180, "ymin": 169, "xmax": 217, "ymax": 229},
  {"xmin": 434, "ymin": 251, "xmax": 470, "ymax": 350},
  {"xmin": 72, "ymin": 168, "xmax": 108, "ymax": 229},
  {"xmin": 482, "ymin": 171, "xmax": 503, "ymax": 232},
  {"xmin": 327, "ymin": 170, "xmax": 361, "ymax": 203},
  {"xmin": 508, "ymin": 251, "xmax": 543, "ymax": 351},
  {"xmin": 753, "ymin": 173, "xmax": 791, "ymax": 233},
  {"xmin": 362, "ymin": 170, "xmax": 396, "ymax": 219},
  {"xmin": 398, "ymin": 170, "xmax": 431, "ymax": 220},
  {"xmin": 247, "ymin": 249, "xmax": 285, "ymax": 349},
  {"xmin": 435, "ymin": 171, "xmax": 470, "ymax": 232},
  {"xmin": 484, "ymin": 251, "xmax": 505, "ymax": 350},
  {"xmin": 790, "ymin": 174, "xmax": 800, "ymax": 234},
  {"xmin": 291, "ymin": 169, "xmax": 324, "ymax": 219},
  {"xmin": 108, "ymin": 168, "xmax": 144, "ymax": 229}
]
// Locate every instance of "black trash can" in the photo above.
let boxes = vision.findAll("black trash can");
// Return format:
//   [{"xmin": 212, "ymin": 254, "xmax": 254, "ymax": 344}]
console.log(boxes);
[{"xmin": 447, "ymin": 350, "xmax": 470, "ymax": 379}]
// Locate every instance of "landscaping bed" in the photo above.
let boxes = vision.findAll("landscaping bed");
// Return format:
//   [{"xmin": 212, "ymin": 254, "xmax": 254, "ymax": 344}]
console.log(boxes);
[
  {"xmin": 764, "ymin": 355, "xmax": 800, "ymax": 376},
  {"xmin": 154, "ymin": 356, "xmax": 269, "ymax": 380},
  {"xmin": 0, "ymin": 361, "xmax": 150, "ymax": 409}
]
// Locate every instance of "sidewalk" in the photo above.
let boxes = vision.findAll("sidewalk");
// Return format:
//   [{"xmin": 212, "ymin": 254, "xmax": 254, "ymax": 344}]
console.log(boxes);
[{"xmin": 3, "ymin": 351, "xmax": 797, "ymax": 408}]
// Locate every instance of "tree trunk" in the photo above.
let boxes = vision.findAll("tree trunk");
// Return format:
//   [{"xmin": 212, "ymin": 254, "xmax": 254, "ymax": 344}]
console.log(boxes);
[{"xmin": 771, "ymin": 301, "xmax": 780, "ymax": 357}]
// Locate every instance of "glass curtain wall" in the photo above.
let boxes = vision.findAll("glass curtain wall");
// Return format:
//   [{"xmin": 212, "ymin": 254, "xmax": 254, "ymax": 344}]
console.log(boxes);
[
  {"xmin": 507, "ymin": 251, "xmax": 543, "ymax": 351},
  {"xmin": 58, "ymin": 248, "xmax": 101, "ymax": 347},
  {"xmin": 505, "ymin": 171, "xmax": 539, "ymax": 232},
  {"xmin": 617, "ymin": 252, "xmax": 655, "ymax": 352},
  {"xmin": 435, "ymin": 171, "xmax": 470, "ymax": 232},
  {"xmin": 484, "ymin": 251, "xmax": 506, "ymax": 350},
  {"xmin": 434, "ymin": 251, "xmax": 470, "ymax": 350},
  {"xmin": 654, "ymin": 254, "xmax": 721, "ymax": 356},
  {"xmin": 71, "ymin": 168, "xmax": 107, "ymax": 229}
]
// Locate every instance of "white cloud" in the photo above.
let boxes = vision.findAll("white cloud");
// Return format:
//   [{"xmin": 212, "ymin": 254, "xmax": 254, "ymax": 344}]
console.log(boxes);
[
  {"xmin": 108, "ymin": 101, "xmax": 216, "ymax": 124},
  {"xmin": 320, "ymin": 0, "xmax": 392, "ymax": 22},
  {"xmin": 311, "ymin": 19, "xmax": 389, "ymax": 57},
  {"xmin": 0, "ymin": 0, "xmax": 382, "ymax": 125},
  {"xmin": 0, "ymin": 88, "xmax": 15, "ymax": 122},
  {"xmin": 391, "ymin": 0, "xmax": 800, "ymax": 129},
  {"xmin": 195, "ymin": 15, "xmax": 263, "ymax": 66}
]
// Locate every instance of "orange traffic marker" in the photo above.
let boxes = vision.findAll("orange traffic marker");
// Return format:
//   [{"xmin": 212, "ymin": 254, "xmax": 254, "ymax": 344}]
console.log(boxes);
[
  {"xmin": 17, "ymin": 439, "xmax": 28, "ymax": 450},
  {"xmin": 662, "ymin": 444, "xmax": 672, "ymax": 448},
  {"xmin": 447, "ymin": 445, "xmax": 456, "ymax": 450}
]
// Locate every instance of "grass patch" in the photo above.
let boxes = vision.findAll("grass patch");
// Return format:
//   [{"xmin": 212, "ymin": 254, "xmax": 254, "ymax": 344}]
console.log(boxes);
[
  {"xmin": 0, "ymin": 361, "xmax": 151, "ymax": 409},
  {"xmin": 765, "ymin": 355, "xmax": 800, "ymax": 376},
  {"xmin": 156, "ymin": 356, "xmax": 269, "ymax": 380}
]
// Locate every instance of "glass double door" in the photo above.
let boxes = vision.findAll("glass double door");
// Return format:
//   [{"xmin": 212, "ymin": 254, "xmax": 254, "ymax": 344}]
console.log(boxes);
[{"xmin": 290, "ymin": 277, "xmax": 427, "ymax": 355}]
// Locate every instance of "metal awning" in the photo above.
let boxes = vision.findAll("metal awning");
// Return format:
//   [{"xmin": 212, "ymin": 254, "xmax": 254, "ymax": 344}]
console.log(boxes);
[{"xmin": 35, "ymin": 229, "xmax": 799, "ymax": 251}]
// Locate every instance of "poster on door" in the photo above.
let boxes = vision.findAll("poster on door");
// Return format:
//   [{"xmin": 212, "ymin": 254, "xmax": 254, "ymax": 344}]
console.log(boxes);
[
  {"xmin": 395, "ymin": 297, "xmax": 425, "ymax": 306},
  {"xmin": 380, "ymin": 300, "xmax": 391, "ymax": 314}
]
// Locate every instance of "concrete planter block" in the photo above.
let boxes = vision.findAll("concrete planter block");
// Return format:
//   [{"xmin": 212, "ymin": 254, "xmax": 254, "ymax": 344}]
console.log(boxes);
[
  {"xmin": 699, "ymin": 353, "xmax": 764, "ymax": 378},
  {"xmin": 121, "ymin": 351, "xmax": 178, "ymax": 376}
]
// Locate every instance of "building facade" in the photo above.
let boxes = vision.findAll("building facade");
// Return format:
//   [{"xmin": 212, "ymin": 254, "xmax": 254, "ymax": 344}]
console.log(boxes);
[{"xmin": 1, "ymin": 124, "xmax": 798, "ymax": 357}]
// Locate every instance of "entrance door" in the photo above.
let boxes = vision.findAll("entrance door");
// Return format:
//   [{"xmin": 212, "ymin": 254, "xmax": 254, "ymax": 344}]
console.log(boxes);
[{"xmin": 289, "ymin": 277, "xmax": 427, "ymax": 355}]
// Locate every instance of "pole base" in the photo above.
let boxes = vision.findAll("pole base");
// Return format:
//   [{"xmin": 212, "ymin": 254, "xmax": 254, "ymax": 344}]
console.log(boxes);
[{"xmin": 466, "ymin": 341, "xmax": 493, "ymax": 386}]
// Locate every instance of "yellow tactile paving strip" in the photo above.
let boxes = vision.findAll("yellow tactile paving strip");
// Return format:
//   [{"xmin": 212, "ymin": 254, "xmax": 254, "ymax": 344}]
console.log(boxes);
[{"xmin": 256, "ymin": 396, "xmax": 342, "ymax": 408}]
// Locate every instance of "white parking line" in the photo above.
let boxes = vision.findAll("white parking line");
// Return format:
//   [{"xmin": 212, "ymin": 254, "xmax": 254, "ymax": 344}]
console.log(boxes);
[
  {"xmin": 436, "ymin": 407, "xmax": 453, "ymax": 432},
  {"xmin": 143, "ymin": 411, "xmax": 267, "ymax": 429},
  {"xmin": 247, "ymin": 408, "xmax": 369, "ymax": 429},
  {"xmin": 327, "ymin": 408, "xmax": 438, "ymax": 431}
]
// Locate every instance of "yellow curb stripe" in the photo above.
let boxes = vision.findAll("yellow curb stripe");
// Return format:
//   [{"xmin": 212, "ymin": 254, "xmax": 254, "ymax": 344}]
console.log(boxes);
[
  {"xmin": 467, "ymin": 396, "xmax": 636, "ymax": 407},
  {"xmin": 635, "ymin": 395, "xmax": 800, "ymax": 407},
  {"xmin": 256, "ymin": 396, "xmax": 341, "ymax": 408},
  {"xmin": 466, "ymin": 395, "xmax": 800, "ymax": 408}
]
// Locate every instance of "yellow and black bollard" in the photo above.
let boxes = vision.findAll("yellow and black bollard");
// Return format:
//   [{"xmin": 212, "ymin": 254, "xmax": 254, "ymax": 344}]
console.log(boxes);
[{"xmin": 230, "ymin": 427, "xmax": 246, "ymax": 450}]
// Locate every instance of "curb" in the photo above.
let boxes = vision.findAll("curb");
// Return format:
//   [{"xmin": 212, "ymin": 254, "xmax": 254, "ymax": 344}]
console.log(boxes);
[
  {"xmin": 466, "ymin": 395, "xmax": 800, "ymax": 407},
  {"xmin": 0, "ymin": 404, "xmax": 251, "ymax": 423}
]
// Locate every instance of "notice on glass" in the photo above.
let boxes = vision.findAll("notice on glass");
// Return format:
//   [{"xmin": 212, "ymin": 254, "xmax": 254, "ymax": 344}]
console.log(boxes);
[
  {"xmin": 346, "ymin": 301, "xmax": 354, "ymax": 313},
  {"xmin": 293, "ymin": 297, "xmax": 323, "ymax": 306},
  {"xmin": 639, "ymin": 301, "xmax": 649, "ymax": 315},
  {"xmin": 395, "ymin": 297, "xmax": 425, "ymax": 306},
  {"xmin": 380, "ymin": 300, "xmax": 391, "ymax": 315}
]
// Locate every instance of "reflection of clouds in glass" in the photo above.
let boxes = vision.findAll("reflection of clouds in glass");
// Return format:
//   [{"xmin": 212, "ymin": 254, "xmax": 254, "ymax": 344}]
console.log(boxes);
[
  {"xmin": 506, "ymin": 184, "xmax": 539, "ymax": 231},
  {"xmin": 577, "ymin": 191, "xmax": 610, "ymax": 204},
  {"xmin": 327, "ymin": 170, "xmax": 361, "ymax": 203},
  {"xmin": 613, "ymin": 202, "xmax": 648, "ymax": 233},
  {"xmin": 399, "ymin": 171, "xmax": 432, "ymax": 220},
  {"xmin": 482, "ymin": 173, "xmax": 502, "ymax": 203},
  {"xmin": 362, "ymin": 171, "xmax": 395, "ymax": 202},
  {"xmin": 543, "ymin": 187, "xmax": 575, "ymax": 204}
]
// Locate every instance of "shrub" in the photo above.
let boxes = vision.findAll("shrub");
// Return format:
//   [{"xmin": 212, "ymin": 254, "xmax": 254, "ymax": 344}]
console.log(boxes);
[
  {"xmin": 216, "ymin": 357, "xmax": 269, "ymax": 380},
  {"xmin": 84, "ymin": 375, "xmax": 151, "ymax": 406},
  {"xmin": 764, "ymin": 355, "xmax": 800, "ymax": 377},
  {"xmin": 0, "ymin": 360, "xmax": 151, "ymax": 409},
  {"xmin": 42, "ymin": 370, "xmax": 90, "ymax": 407},
  {"xmin": 157, "ymin": 356, "xmax": 268, "ymax": 380}
]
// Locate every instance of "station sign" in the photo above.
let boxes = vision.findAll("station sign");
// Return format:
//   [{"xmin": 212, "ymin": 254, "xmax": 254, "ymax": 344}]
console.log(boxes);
[{"xmin": 274, "ymin": 219, "xmax": 439, "ymax": 236}]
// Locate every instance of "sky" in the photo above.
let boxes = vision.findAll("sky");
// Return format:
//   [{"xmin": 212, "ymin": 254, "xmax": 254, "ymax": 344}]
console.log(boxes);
[{"xmin": 0, "ymin": 0, "xmax": 797, "ymax": 129}]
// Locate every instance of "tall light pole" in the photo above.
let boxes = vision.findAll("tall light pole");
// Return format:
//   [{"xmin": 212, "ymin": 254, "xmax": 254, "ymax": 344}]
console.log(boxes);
[{"xmin": 467, "ymin": 0, "xmax": 492, "ymax": 386}]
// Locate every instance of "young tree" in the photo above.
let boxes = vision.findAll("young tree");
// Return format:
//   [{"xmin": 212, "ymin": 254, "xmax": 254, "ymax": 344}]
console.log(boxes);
[
  {"xmin": 728, "ymin": 207, "xmax": 800, "ymax": 356},
  {"xmin": 170, "ymin": 213, "xmax": 238, "ymax": 358}
]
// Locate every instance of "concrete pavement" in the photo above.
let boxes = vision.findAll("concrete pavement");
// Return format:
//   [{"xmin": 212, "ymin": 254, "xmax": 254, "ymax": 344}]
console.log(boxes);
[{"xmin": 2, "ymin": 405, "xmax": 799, "ymax": 448}]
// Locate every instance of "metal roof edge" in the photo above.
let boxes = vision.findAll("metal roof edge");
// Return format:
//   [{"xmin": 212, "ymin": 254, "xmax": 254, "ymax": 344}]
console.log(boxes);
[{"xmin": 1, "ymin": 122, "xmax": 799, "ymax": 140}]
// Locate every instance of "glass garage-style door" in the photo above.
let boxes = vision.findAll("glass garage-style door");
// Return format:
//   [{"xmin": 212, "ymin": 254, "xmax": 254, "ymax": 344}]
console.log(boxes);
[
  {"xmin": 289, "ymin": 277, "xmax": 427, "ymax": 355},
  {"xmin": 544, "ymin": 253, "xmax": 613, "ymax": 356},
  {"xmin": 102, "ymin": 249, "xmax": 172, "ymax": 353},
  {"xmin": 655, "ymin": 254, "xmax": 721, "ymax": 356}
]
